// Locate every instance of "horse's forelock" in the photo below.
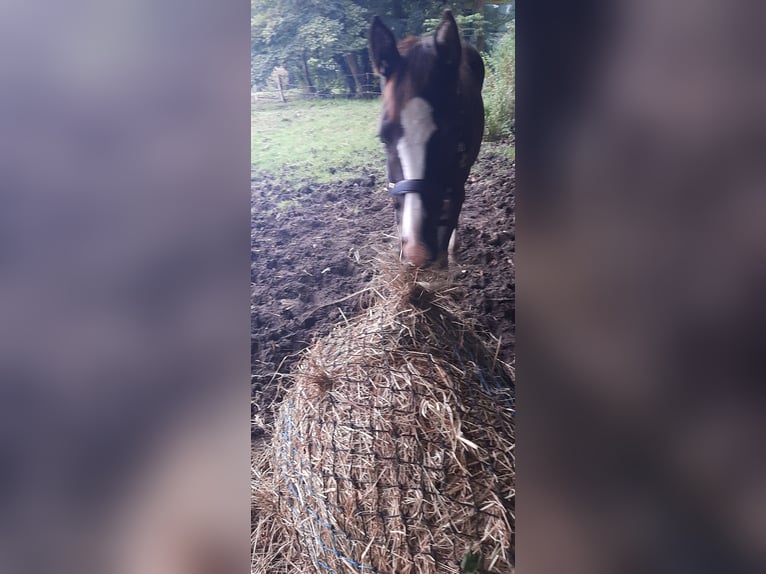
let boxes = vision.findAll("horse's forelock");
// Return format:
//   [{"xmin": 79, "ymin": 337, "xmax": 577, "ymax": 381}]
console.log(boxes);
[
  {"xmin": 382, "ymin": 32, "xmax": 466, "ymax": 130},
  {"xmin": 384, "ymin": 37, "xmax": 440, "ymax": 119},
  {"xmin": 397, "ymin": 36, "xmax": 421, "ymax": 57}
]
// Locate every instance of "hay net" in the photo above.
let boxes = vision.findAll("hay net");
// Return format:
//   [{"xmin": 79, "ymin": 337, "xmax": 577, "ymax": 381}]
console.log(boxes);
[{"xmin": 254, "ymin": 266, "xmax": 515, "ymax": 574}]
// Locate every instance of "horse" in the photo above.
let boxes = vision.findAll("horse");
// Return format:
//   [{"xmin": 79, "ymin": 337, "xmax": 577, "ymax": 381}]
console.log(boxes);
[{"xmin": 369, "ymin": 10, "xmax": 485, "ymax": 268}]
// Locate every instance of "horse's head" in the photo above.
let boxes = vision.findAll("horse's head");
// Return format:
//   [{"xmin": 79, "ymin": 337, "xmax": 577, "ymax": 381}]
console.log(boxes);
[{"xmin": 370, "ymin": 10, "xmax": 484, "ymax": 268}]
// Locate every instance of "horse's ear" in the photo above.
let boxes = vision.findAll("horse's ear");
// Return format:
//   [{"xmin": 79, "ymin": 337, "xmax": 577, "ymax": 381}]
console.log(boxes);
[
  {"xmin": 370, "ymin": 16, "xmax": 400, "ymax": 78},
  {"xmin": 435, "ymin": 10, "xmax": 462, "ymax": 67}
]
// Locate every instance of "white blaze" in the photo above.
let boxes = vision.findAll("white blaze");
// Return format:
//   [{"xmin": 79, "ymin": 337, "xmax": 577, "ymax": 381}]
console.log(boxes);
[{"xmin": 396, "ymin": 97, "xmax": 436, "ymax": 245}]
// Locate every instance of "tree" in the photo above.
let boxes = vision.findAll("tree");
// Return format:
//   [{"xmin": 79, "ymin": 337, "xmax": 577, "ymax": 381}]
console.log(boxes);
[
  {"xmin": 251, "ymin": 0, "xmax": 515, "ymax": 97},
  {"xmin": 252, "ymin": 0, "xmax": 368, "ymax": 96},
  {"xmin": 423, "ymin": 1, "xmax": 515, "ymax": 52}
]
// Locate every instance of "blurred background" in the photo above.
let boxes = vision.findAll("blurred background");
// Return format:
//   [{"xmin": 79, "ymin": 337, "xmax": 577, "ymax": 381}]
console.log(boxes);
[
  {"xmin": 0, "ymin": 1, "xmax": 250, "ymax": 573},
  {"xmin": 518, "ymin": 0, "xmax": 766, "ymax": 572}
]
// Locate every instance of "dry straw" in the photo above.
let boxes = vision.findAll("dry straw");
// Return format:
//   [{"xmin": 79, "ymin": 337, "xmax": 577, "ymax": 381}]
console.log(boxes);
[{"xmin": 253, "ymin": 259, "xmax": 515, "ymax": 574}]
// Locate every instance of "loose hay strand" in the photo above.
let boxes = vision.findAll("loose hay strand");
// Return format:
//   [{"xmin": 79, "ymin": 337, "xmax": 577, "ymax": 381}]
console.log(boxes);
[{"xmin": 253, "ymin": 258, "xmax": 515, "ymax": 573}]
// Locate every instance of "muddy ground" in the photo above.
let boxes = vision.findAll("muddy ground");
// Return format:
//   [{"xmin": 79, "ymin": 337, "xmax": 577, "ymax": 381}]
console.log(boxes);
[{"xmin": 251, "ymin": 143, "xmax": 515, "ymax": 431}]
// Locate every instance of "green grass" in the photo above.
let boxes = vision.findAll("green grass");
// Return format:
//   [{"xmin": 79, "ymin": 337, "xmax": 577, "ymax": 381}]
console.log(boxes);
[
  {"xmin": 483, "ymin": 25, "xmax": 515, "ymax": 142},
  {"xmin": 252, "ymin": 99, "xmax": 383, "ymax": 183},
  {"xmin": 505, "ymin": 144, "xmax": 515, "ymax": 163},
  {"xmin": 276, "ymin": 199, "xmax": 298, "ymax": 211}
]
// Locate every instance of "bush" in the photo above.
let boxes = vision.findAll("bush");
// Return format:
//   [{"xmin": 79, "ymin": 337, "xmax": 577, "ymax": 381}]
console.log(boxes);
[{"xmin": 483, "ymin": 24, "xmax": 515, "ymax": 141}]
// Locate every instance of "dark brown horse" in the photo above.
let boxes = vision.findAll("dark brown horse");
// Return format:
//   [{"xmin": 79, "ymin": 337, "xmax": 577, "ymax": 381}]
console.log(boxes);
[{"xmin": 369, "ymin": 10, "xmax": 485, "ymax": 267}]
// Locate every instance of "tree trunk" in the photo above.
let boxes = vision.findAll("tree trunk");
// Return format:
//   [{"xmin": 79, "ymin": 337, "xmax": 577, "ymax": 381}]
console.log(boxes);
[
  {"xmin": 344, "ymin": 53, "xmax": 364, "ymax": 96},
  {"xmin": 476, "ymin": 0, "xmax": 486, "ymax": 52},
  {"xmin": 361, "ymin": 48, "xmax": 377, "ymax": 96},
  {"xmin": 301, "ymin": 51, "xmax": 316, "ymax": 95},
  {"xmin": 276, "ymin": 74, "xmax": 286, "ymax": 103},
  {"xmin": 334, "ymin": 54, "xmax": 357, "ymax": 96},
  {"xmin": 392, "ymin": 0, "xmax": 405, "ymax": 19}
]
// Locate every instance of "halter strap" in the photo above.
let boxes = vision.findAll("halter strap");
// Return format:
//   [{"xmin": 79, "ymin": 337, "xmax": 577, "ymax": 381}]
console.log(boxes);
[
  {"xmin": 387, "ymin": 179, "xmax": 428, "ymax": 197},
  {"xmin": 386, "ymin": 179, "xmax": 460, "ymax": 228}
]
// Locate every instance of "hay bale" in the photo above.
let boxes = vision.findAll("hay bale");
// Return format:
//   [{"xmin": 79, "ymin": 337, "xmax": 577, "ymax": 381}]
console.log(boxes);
[{"xmin": 253, "ymin": 267, "xmax": 515, "ymax": 574}]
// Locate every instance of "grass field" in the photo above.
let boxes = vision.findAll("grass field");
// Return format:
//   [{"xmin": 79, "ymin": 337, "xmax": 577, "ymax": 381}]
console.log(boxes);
[
  {"xmin": 251, "ymin": 97, "xmax": 514, "ymax": 184},
  {"xmin": 251, "ymin": 99, "xmax": 383, "ymax": 183}
]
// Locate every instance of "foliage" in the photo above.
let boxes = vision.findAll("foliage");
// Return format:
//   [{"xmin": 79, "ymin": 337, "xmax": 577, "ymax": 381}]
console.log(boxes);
[
  {"xmin": 482, "ymin": 22, "xmax": 514, "ymax": 141},
  {"xmin": 423, "ymin": 12, "xmax": 486, "ymax": 45},
  {"xmin": 423, "ymin": 2, "xmax": 513, "ymax": 50},
  {"xmin": 251, "ymin": 0, "xmax": 515, "ymax": 96},
  {"xmin": 252, "ymin": 0, "xmax": 368, "ymax": 93}
]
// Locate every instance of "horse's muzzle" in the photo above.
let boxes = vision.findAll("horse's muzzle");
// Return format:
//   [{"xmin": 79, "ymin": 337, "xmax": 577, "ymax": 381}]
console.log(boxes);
[
  {"xmin": 400, "ymin": 239, "xmax": 431, "ymax": 268},
  {"xmin": 390, "ymin": 179, "xmax": 457, "ymax": 268}
]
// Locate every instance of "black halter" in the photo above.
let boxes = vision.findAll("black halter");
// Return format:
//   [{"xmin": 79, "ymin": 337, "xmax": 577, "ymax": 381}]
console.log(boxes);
[
  {"xmin": 388, "ymin": 179, "xmax": 429, "ymax": 197},
  {"xmin": 387, "ymin": 179, "xmax": 459, "ymax": 229}
]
